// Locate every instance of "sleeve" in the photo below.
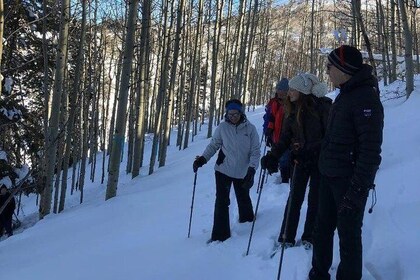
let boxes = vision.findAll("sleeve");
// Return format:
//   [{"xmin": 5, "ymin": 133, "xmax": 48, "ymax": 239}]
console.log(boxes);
[
  {"xmin": 248, "ymin": 124, "xmax": 261, "ymax": 169},
  {"xmin": 352, "ymin": 95, "xmax": 384, "ymax": 188},
  {"xmin": 271, "ymin": 116, "xmax": 293, "ymax": 159},
  {"xmin": 305, "ymin": 99, "xmax": 332, "ymax": 153},
  {"xmin": 262, "ymin": 105, "xmax": 270, "ymax": 133},
  {"xmin": 202, "ymin": 126, "xmax": 223, "ymax": 161},
  {"xmin": 263, "ymin": 100, "xmax": 275, "ymax": 132},
  {"xmin": 320, "ymin": 98, "xmax": 332, "ymax": 134}
]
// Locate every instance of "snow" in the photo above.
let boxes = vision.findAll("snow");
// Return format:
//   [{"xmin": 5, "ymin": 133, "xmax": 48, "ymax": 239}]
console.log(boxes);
[
  {"xmin": 0, "ymin": 150, "xmax": 7, "ymax": 161},
  {"xmin": 1, "ymin": 79, "xmax": 420, "ymax": 280},
  {"xmin": 0, "ymin": 176, "xmax": 12, "ymax": 188},
  {"xmin": 0, "ymin": 106, "xmax": 22, "ymax": 120},
  {"xmin": 4, "ymin": 77, "xmax": 13, "ymax": 94},
  {"xmin": 33, "ymin": 31, "xmax": 54, "ymax": 40}
]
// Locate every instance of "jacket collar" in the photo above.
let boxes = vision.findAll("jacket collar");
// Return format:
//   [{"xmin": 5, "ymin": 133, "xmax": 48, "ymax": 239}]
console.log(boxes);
[
  {"xmin": 335, "ymin": 64, "xmax": 379, "ymax": 102},
  {"xmin": 340, "ymin": 64, "xmax": 378, "ymax": 93}
]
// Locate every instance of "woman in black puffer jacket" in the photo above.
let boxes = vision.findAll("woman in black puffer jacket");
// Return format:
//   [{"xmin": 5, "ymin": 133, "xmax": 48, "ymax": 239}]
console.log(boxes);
[{"xmin": 261, "ymin": 73, "xmax": 331, "ymax": 248}]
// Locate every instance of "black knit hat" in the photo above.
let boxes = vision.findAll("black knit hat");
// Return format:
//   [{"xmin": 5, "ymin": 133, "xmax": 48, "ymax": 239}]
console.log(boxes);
[{"xmin": 328, "ymin": 45, "xmax": 363, "ymax": 75}]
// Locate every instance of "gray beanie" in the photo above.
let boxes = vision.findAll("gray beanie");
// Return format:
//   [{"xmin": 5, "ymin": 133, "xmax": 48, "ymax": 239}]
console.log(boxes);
[{"xmin": 288, "ymin": 73, "xmax": 328, "ymax": 98}]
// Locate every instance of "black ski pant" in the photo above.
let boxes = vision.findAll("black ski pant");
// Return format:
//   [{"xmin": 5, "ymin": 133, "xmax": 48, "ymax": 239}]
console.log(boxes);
[
  {"xmin": 278, "ymin": 162, "xmax": 320, "ymax": 244},
  {"xmin": 0, "ymin": 215, "xmax": 13, "ymax": 237},
  {"xmin": 309, "ymin": 175, "xmax": 367, "ymax": 280},
  {"xmin": 211, "ymin": 171, "xmax": 254, "ymax": 241}
]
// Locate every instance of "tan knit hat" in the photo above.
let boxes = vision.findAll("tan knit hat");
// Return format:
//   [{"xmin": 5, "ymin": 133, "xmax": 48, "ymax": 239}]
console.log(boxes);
[{"xmin": 288, "ymin": 73, "xmax": 328, "ymax": 98}]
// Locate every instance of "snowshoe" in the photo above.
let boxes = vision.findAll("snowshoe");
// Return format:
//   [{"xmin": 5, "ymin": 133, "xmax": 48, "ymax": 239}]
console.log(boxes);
[{"xmin": 270, "ymin": 241, "xmax": 294, "ymax": 258}]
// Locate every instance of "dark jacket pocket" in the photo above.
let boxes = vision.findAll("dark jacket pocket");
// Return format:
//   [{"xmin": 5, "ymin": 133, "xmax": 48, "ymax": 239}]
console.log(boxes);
[{"xmin": 216, "ymin": 150, "xmax": 225, "ymax": 165}]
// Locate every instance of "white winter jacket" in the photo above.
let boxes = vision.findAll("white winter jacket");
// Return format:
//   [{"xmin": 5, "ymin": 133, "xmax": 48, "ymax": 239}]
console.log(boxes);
[{"xmin": 202, "ymin": 116, "xmax": 261, "ymax": 179}]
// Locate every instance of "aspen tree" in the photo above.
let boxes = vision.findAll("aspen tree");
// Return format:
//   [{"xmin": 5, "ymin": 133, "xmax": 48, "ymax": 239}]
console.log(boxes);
[
  {"xmin": 59, "ymin": 0, "xmax": 88, "ymax": 212},
  {"xmin": 207, "ymin": 0, "xmax": 224, "ymax": 138},
  {"xmin": 40, "ymin": 0, "xmax": 70, "ymax": 218},
  {"xmin": 106, "ymin": 0, "xmax": 139, "ymax": 199},
  {"xmin": 132, "ymin": 0, "xmax": 152, "ymax": 178},
  {"xmin": 159, "ymin": 0, "xmax": 186, "ymax": 165},
  {"xmin": 398, "ymin": 0, "xmax": 414, "ymax": 98}
]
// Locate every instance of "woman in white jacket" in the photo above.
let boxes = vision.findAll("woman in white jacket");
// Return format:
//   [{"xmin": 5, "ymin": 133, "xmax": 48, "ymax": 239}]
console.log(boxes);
[{"xmin": 193, "ymin": 99, "xmax": 261, "ymax": 242}]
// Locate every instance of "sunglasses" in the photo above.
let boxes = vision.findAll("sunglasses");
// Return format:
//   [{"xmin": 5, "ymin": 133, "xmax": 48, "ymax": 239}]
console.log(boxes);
[{"xmin": 227, "ymin": 112, "xmax": 240, "ymax": 118}]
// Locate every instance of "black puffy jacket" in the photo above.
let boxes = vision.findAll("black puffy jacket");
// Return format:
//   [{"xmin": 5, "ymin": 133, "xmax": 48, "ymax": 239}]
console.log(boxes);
[
  {"xmin": 271, "ymin": 96, "xmax": 332, "ymax": 166},
  {"xmin": 318, "ymin": 65, "xmax": 384, "ymax": 189}
]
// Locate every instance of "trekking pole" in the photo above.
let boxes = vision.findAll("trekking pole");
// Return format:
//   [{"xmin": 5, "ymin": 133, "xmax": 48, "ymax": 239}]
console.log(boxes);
[
  {"xmin": 246, "ymin": 168, "xmax": 267, "ymax": 256},
  {"xmin": 276, "ymin": 162, "xmax": 298, "ymax": 280},
  {"xmin": 265, "ymin": 168, "xmax": 269, "ymax": 183},
  {"xmin": 257, "ymin": 144, "xmax": 267, "ymax": 194},
  {"xmin": 13, "ymin": 212, "xmax": 21, "ymax": 229},
  {"xmin": 187, "ymin": 172, "xmax": 198, "ymax": 238}
]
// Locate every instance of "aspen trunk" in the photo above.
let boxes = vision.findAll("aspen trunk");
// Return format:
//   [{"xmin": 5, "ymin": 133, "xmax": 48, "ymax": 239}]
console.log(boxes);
[
  {"xmin": 390, "ymin": 0, "xmax": 398, "ymax": 82},
  {"xmin": 40, "ymin": 0, "xmax": 70, "ymax": 218},
  {"xmin": 106, "ymin": 0, "xmax": 139, "ymax": 200},
  {"xmin": 207, "ymin": 0, "xmax": 224, "ymax": 139},
  {"xmin": 353, "ymin": 0, "xmax": 377, "ymax": 76},
  {"xmin": 59, "ymin": 0, "xmax": 88, "ymax": 212},
  {"xmin": 131, "ymin": 0, "xmax": 151, "ymax": 178},
  {"xmin": 149, "ymin": 0, "xmax": 172, "ymax": 173},
  {"xmin": 398, "ymin": 0, "xmax": 414, "ymax": 98},
  {"xmin": 159, "ymin": 0, "xmax": 185, "ymax": 166}
]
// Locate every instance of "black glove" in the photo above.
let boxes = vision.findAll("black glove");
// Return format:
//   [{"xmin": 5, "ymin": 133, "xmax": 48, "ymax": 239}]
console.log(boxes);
[
  {"xmin": 242, "ymin": 167, "xmax": 256, "ymax": 189},
  {"xmin": 339, "ymin": 184, "xmax": 369, "ymax": 215},
  {"xmin": 290, "ymin": 142, "xmax": 304, "ymax": 162},
  {"xmin": 260, "ymin": 153, "xmax": 279, "ymax": 175},
  {"xmin": 193, "ymin": 156, "xmax": 207, "ymax": 172}
]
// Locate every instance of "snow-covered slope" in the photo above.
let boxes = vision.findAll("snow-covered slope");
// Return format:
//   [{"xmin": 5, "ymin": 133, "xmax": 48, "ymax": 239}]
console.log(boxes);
[{"xmin": 0, "ymin": 81, "xmax": 419, "ymax": 280}]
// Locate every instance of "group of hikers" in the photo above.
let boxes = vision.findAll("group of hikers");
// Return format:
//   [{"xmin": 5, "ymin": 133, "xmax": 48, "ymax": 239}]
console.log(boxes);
[{"xmin": 193, "ymin": 45, "xmax": 384, "ymax": 280}]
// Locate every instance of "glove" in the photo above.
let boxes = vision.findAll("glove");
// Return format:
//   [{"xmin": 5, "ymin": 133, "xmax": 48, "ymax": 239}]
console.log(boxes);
[
  {"xmin": 193, "ymin": 156, "xmax": 207, "ymax": 172},
  {"xmin": 339, "ymin": 183, "xmax": 369, "ymax": 215},
  {"xmin": 242, "ymin": 167, "xmax": 256, "ymax": 189},
  {"xmin": 292, "ymin": 142, "xmax": 301, "ymax": 152},
  {"xmin": 291, "ymin": 143, "xmax": 304, "ymax": 164},
  {"xmin": 260, "ymin": 153, "xmax": 279, "ymax": 175}
]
